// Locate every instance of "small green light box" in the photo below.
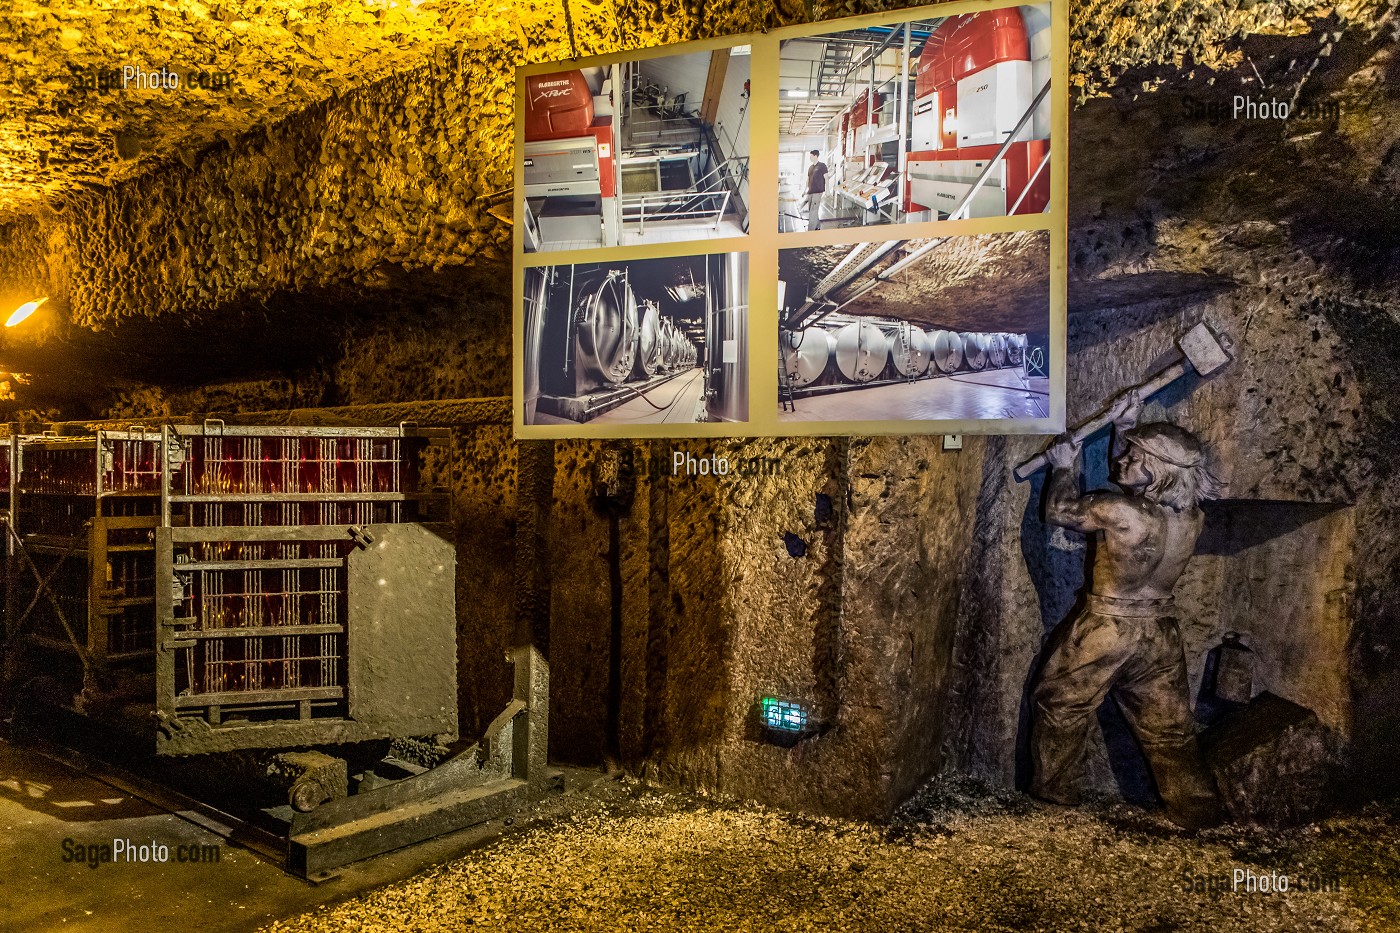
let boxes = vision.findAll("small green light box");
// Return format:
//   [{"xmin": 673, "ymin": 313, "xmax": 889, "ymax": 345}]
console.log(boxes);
[{"xmin": 761, "ymin": 696, "xmax": 809, "ymax": 733}]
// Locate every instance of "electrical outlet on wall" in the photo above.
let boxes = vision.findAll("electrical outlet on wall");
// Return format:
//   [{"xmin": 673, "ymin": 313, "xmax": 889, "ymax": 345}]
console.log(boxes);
[{"xmin": 942, "ymin": 434, "xmax": 963, "ymax": 451}]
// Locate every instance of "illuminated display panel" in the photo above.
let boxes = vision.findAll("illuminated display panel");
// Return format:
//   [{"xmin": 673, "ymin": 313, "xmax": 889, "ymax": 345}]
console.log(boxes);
[{"xmin": 514, "ymin": 0, "xmax": 1066, "ymax": 438}]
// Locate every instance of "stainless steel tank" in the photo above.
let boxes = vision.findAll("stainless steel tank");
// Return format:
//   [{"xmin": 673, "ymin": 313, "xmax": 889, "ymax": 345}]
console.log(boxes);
[
  {"xmin": 665, "ymin": 319, "xmax": 689, "ymax": 370},
  {"xmin": 929, "ymin": 329, "xmax": 963, "ymax": 373},
  {"xmin": 575, "ymin": 272, "xmax": 638, "ymax": 385},
  {"xmin": 705, "ymin": 251, "xmax": 749, "ymax": 423},
  {"xmin": 782, "ymin": 327, "xmax": 835, "ymax": 388},
  {"xmin": 636, "ymin": 301, "xmax": 663, "ymax": 377},
  {"xmin": 835, "ymin": 321, "xmax": 890, "ymax": 383},
  {"xmin": 987, "ymin": 333, "xmax": 1008, "ymax": 368},
  {"xmin": 961, "ymin": 332, "xmax": 989, "ymax": 371},
  {"xmin": 657, "ymin": 318, "xmax": 675, "ymax": 369},
  {"xmin": 1007, "ymin": 333, "xmax": 1026, "ymax": 365},
  {"xmin": 888, "ymin": 323, "xmax": 932, "ymax": 377},
  {"xmin": 523, "ymin": 268, "xmax": 549, "ymax": 421},
  {"xmin": 677, "ymin": 327, "xmax": 693, "ymax": 368}
]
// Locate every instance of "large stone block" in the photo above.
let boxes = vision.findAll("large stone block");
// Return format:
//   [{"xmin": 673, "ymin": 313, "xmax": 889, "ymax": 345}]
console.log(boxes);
[{"xmin": 1201, "ymin": 692, "xmax": 1341, "ymax": 827}]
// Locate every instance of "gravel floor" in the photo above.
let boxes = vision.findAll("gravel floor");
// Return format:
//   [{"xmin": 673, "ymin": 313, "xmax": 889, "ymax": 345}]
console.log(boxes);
[{"xmin": 261, "ymin": 777, "xmax": 1400, "ymax": 933}]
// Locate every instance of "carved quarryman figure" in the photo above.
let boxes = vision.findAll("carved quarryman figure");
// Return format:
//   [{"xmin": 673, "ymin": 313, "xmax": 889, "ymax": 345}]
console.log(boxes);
[{"xmin": 1032, "ymin": 392, "xmax": 1225, "ymax": 830}]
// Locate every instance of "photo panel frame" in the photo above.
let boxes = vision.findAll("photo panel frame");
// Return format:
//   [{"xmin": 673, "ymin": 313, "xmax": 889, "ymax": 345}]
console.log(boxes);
[{"xmin": 513, "ymin": 0, "xmax": 1066, "ymax": 439}]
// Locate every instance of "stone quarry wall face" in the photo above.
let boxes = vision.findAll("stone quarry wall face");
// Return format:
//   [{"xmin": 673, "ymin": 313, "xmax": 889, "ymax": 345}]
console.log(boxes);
[
  {"xmin": 544, "ymin": 440, "xmax": 618, "ymax": 767},
  {"xmin": 454, "ymin": 423, "xmax": 522, "ymax": 742},
  {"xmin": 529, "ymin": 432, "xmax": 985, "ymax": 822},
  {"xmin": 699, "ymin": 437, "xmax": 854, "ymax": 811},
  {"xmin": 584, "ymin": 434, "xmax": 986, "ymax": 821},
  {"xmin": 839, "ymin": 437, "xmax": 986, "ymax": 810}
]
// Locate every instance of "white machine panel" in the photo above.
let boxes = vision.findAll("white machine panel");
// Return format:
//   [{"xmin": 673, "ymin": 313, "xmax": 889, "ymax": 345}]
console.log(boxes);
[
  {"xmin": 854, "ymin": 123, "xmax": 875, "ymax": 152},
  {"xmin": 537, "ymin": 208, "xmax": 604, "ymax": 247},
  {"xmin": 837, "ymin": 161, "xmax": 896, "ymax": 211},
  {"xmin": 523, "ymin": 137, "xmax": 602, "ymax": 196},
  {"xmin": 908, "ymin": 158, "xmax": 1008, "ymax": 218},
  {"xmin": 955, "ymin": 60, "xmax": 1032, "ymax": 148},
  {"xmin": 911, "ymin": 93, "xmax": 940, "ymax": 151},
  {"xmin": 867, "ymin": 122, "xmax": 899, "ymax": 146}
]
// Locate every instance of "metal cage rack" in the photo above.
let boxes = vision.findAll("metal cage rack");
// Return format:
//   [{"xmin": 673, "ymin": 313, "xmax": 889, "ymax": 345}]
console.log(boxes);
[
  {"xmin": 4, "ymin": 421, "xmax": 457, "ymax": 757},
  {"xmin": 5, "ymin": 429, "xmax": 164, "ymax": 682}
]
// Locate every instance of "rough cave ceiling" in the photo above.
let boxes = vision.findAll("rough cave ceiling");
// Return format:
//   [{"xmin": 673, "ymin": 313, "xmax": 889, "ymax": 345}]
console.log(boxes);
[
  {"xmin": 783, "ymin": 232, "xmax": 1051, "ymax": 334},
  {"xmin": 1, "ymin": 0, "xmax": 1393, "ymax": 221},
  {"xmin": 0, "ymin": 0, "xmax": 576, "ymax": 221}
]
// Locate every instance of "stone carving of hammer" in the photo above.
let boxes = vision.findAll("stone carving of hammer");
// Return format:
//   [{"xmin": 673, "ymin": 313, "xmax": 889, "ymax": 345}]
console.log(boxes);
[{"xmin": 1013, "ymin": 322, "xmax": 1234, "ymax": 482}]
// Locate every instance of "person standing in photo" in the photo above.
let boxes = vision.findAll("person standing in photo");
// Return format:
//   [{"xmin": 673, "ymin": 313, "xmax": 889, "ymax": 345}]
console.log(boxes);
[{"xmin": 805, "ymin": 149, "xmax": 827, "ymax": 231}]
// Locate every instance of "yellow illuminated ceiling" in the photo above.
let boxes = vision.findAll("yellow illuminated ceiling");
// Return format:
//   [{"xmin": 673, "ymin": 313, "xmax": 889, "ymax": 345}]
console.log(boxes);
[{"xmin": 0, "ymin": 0, "xmax": 580, "ymax": 220}]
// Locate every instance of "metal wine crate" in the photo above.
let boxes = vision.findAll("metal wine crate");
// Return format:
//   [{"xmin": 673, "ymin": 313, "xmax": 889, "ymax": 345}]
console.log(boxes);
[
  {"xmin": 5, "ymin": 421, "xmax": 457, "ymax": 757},
  {"xmin": 5, "ymin": 429, "xmax": 163, "ymax": 698},
  {"xmin": 155, "ymin": 521, "xmax": 457, "ymax": 755}
]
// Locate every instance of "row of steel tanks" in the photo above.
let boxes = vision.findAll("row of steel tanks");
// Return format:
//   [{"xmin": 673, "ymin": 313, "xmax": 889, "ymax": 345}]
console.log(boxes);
[
  {"xmin": 524, "ymin": 267, "xmax": 700, "ymax": 411},
  {"xmin": 782, "ymin": 320, "xmax": 1026, "ymax": 389}
]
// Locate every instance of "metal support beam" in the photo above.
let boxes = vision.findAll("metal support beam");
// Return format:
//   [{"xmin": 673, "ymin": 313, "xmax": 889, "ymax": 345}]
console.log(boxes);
[
  {"xmin": 700, "ymin": 49, "xmax": 730, "ymax": 126},
  {"xmin": 896, "ymin": 22, "xmax": 911, "ymax": 205}
]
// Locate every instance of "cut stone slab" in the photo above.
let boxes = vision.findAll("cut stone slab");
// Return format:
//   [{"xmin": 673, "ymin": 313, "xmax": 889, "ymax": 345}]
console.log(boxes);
[{"xmin": 1200, "ymin": 691, "xmax": 1340, "ymax": 827}]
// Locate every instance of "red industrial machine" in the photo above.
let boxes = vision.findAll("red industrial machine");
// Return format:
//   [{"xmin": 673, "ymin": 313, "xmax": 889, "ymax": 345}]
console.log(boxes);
[
  {"xmin": 845, "ymin": 89, "xmax": 884, "ymax": 158},
  {"xmin": 904, "ymin": 9, "xmax": 1050, "ymax": 218},
  {"xmin": 522, "ymin": 71, "xmax": 617, "ymax": 248},
  {"xmin": 836, "ymin": 90, "xmax": 895, "ymax": 211}
]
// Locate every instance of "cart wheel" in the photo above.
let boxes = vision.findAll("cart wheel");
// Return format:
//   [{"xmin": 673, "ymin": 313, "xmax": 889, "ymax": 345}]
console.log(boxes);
[{"xmin": 290, "ymin": 778, "xmax": 331, "ymax": 813}]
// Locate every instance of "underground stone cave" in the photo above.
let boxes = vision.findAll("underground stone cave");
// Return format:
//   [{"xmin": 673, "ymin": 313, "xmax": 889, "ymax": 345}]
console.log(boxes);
[{"xmin": 1, "ymin": 0, "xmax": 1399, "ymax": 930}]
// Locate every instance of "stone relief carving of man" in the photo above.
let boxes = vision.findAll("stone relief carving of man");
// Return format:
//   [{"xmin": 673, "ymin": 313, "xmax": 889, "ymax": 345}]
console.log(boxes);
[{"xmin": 1031, "ymin": 391, "xmax": 1225, "ymax": 830}]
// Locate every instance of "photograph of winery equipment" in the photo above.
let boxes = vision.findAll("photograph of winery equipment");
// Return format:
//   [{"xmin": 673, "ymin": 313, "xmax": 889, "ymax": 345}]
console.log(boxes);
[
  {"xmin": 777, "ymin": 4, "xmax": 1051, "ymax": 230},
  {"xmin": 778, "ymin": 231, "xmax": 1049, "ymax": 422},
  {"xmin": 521, "ymin": 68, "xmax": 618, "ymax": 251},
  {"xmin": 521, "ymin": 46, "xmax": 749, "ymax": 252},
  {"xmin": 522, "ymin": 253, "xmax": 748, "ymax": 425},
  {"xmin": 782, "ymin": 320, "xmax": 1029, "ymax": 389},
  {"xmin": 1, "ymin": 423, "xmax": 456, "ymax": 757}
]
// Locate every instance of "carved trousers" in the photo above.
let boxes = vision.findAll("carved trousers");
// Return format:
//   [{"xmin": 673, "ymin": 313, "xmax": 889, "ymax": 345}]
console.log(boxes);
[{"xmin": 1031, "ymin": 603, "xmax": 1221, "ymax": 829}]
